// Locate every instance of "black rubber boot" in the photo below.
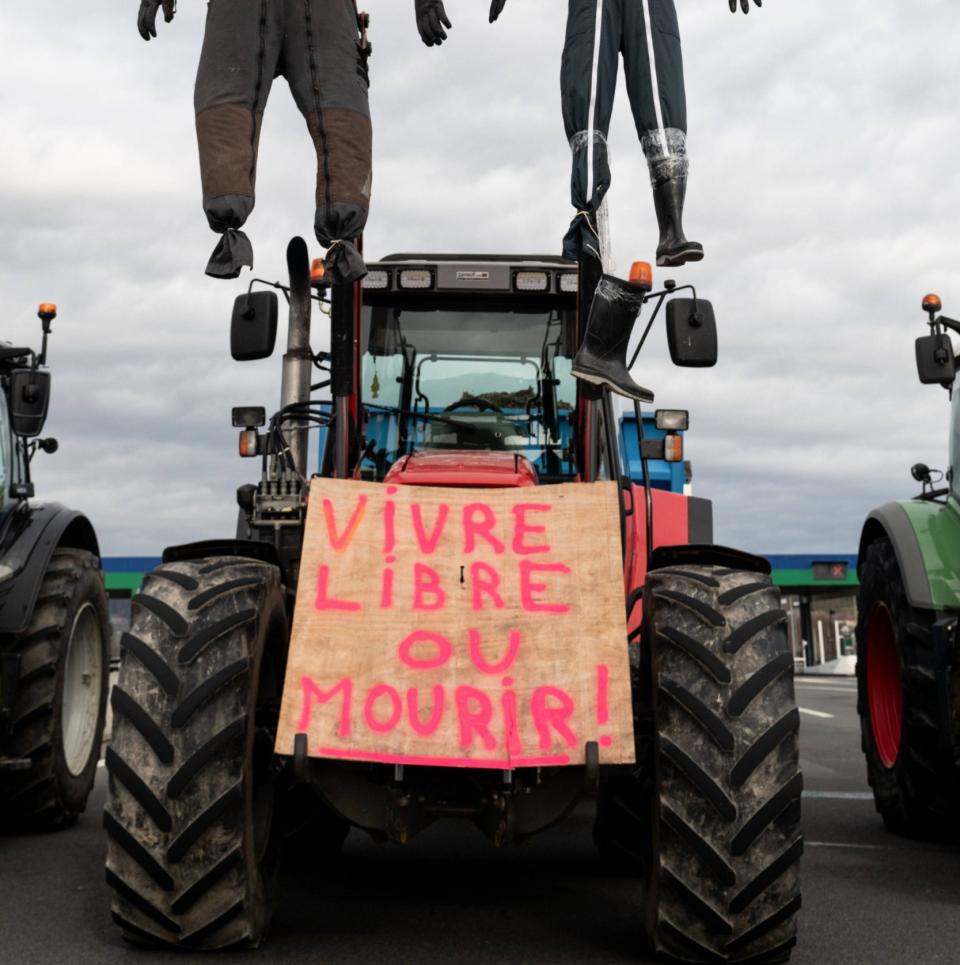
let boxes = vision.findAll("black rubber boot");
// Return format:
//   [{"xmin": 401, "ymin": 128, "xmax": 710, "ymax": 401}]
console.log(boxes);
[
  {"xmin": 571, "ymin": 275, "xmax": 655, "ymax": 403},
  {"xmin": 652, "ymin": 176, "xmax": 703, "ymax": 268}
]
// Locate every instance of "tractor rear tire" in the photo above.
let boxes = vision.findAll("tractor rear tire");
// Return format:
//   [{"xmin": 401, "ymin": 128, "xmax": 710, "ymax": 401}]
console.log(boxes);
[
  {"xmin": 0, "ymin": 548, "xmax": 111, "ymax": 829},
  {"xmin": 597, "ymin": 565, "xmax": 802, "ymax": 963},
  {"xmin": 105, "ymin": 558, "xmax": 289, "ymax": 949},
  {"xmin": 856, "ymin": 537, "xmax": 959, "ymax": 836}
]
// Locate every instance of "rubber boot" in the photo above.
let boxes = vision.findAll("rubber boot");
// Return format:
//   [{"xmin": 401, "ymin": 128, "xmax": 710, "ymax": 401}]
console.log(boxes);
[
  {"xmin": 571, "ymin": 275, "xmax": 655, "ymax": 403},
  {"xmin": 653, "ymin": 176, "xmax": 703, "ymax": 268}
]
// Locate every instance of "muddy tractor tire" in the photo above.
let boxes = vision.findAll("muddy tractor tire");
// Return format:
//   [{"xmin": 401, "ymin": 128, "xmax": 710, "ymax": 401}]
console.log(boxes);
[
  {"xmin": 105, "ymin": 558, "xmax": 289, "ymax": 949},
  {"xmin": 596, "ymin": 565, "xmax": 802, "ymax": 963},
  {"xmin": 0, "ymin": 548, "xmax": 111, "ymax": 829},
  {"xmin": 856, "ymin": 537, "xmax": 959, "ymax": 836}
]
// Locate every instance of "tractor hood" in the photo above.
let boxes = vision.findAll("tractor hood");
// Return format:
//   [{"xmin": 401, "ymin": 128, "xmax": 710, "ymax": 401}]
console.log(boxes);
[{"xmin": 384, "ymin": 451, "xmax": 539, "ymax": 488}]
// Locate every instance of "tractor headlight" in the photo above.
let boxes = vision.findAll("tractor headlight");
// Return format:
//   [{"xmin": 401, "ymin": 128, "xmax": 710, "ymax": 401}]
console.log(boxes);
[
  {"xmin": 515, "ymin": 271, "xmax": 548, "ymax": 292},
  {"xmin": 399, "ymin": 269, "xmax": 433, "ymax": 290},
  {"xmin": 655, "ymin": 409, "xmax": 689, "ymax": 432},
  {"xmin": 362, "ymin": 270, "xmax": 390, "ymax": 290}
]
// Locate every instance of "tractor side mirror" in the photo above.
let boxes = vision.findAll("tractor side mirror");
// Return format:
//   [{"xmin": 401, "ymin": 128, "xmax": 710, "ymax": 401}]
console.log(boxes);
[
  {"xmin": 8, "ymin": 368, "xmax": 51, "ymax": 438},
  {"xmin": 666, "ymin": 298, "xmax": 718, "ymax": 367},
  {"xmin": 231, "ymin": 291, "xmax": 279, "ymax": 362},
  {"xmin": 915, "ymin": 333, "xmax": 955, "ymax": 386}
]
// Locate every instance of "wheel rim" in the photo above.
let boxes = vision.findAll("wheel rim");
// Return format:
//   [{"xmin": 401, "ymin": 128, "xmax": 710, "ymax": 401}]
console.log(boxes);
[
  {"xmin": 867, "ymin": 602, "xmax": 902, "ymax": 769},
  {"xmin": 61, "ymin": 603, "xmax": 104, "ymax": 777}
]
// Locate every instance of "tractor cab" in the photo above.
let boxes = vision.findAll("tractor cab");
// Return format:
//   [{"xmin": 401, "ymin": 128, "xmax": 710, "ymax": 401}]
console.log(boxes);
[
  {"xmin": 0, "ymin": 327, "xmax": 55, "ymax": 509},
  {"xmin": 913, "ymin": 292, "xmax": 960, "ymax": 501},
  {"xmin": 316, "ymin": 254, "xmax": 690, "ymax": 493},
  {"xmin": 351, "ymin": 255, "xmax": 580, "ymax": 484}
]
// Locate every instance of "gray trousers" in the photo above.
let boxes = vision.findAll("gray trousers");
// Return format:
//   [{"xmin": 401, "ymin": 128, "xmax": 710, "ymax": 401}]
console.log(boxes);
[
  {"xmin": 195, "ymin": 0, "xmax": 372, "ymax": 280},
  {"xmin": 561, "ymin": 0, "xmax": 688, "ymax": 261}
]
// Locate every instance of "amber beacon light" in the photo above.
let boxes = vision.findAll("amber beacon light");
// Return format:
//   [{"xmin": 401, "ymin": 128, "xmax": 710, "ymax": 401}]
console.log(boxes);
[{"xmin": 628, "ymin": 261, "xmax": 653, "ymax": 290}]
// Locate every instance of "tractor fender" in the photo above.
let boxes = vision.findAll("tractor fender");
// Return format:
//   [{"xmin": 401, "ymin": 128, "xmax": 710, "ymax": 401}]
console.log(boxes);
[
  {"xmin": 859, "ymin": 500, "xmax": 960, "ymax": 611},
  {"xmin": 163, "ymin": 539, "xmax": 286, "ymax": 583},
  {"xmin": 648, "ymin": 543, "xmax": 772, "ymax": 576},
  {"xmin": 0, "ymin": 503, "xmax": 100, "ymax": 636}
]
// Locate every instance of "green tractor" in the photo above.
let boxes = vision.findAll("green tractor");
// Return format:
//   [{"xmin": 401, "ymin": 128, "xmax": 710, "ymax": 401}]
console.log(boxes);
[
  {"xmin": 857, "ymin": 292, "xmax": 960, "ymax": 835},
  {"xmin": 0, "ymin": 305, "xmax": 112, "ymax": 829}
]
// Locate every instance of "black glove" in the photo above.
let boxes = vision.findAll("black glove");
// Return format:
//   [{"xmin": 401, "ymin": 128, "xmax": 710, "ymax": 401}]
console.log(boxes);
[
  {"xmin": 138, "ymin": 0, "xmax": 176, "ymax": 41},
  {"xmin": 415, "ymin": 0, "xmax": 452, "ymax": 46},
  {"xmin": 729, "ymin": 0, "xmax": 762, "ymax": 12},
  {"xmin": 489, "ymin": 0, "xmax": 507, "ymax": 23}
]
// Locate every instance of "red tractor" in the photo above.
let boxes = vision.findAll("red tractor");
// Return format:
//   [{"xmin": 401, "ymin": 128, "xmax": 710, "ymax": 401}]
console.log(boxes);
[{"xmin": 105, "ymin": 242, "xmax": 801, "ymax": 962}]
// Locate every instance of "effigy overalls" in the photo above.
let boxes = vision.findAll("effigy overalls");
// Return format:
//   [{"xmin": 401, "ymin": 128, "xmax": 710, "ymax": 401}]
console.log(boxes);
[
  {"xmin": 561, "ymin": 0, "xmax": 701, "ymax": 268},
  {"xmin": 195, "ymin": 0, "xmax": 372, "ymax": 281}
]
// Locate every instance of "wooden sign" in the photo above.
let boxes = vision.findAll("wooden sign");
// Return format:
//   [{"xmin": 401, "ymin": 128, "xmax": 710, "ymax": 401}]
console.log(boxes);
[{"xmin": 275, "ymin": 478, "xmax": 635, "ymax": 768}]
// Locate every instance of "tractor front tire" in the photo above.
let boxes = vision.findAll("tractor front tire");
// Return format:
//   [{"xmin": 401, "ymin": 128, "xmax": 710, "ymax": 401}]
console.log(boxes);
[
  {"xmin": 856, "ymin": 537, "xmax": 959, "ymax": 836},
  {"xmin": 105, "ymin": 558, "xmax": 289, "ymax": 949},
  {"xmin": 0, "ymin": 548, "xmax": 111, "ymax": 829},
  {"xmin": 597, "ymin": 565, "xmax": 802, "ymax": 963}
]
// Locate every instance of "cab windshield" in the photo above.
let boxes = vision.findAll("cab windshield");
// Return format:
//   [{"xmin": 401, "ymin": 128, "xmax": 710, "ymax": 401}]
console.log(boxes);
[{"xmin": 359, "ymin": 294, "xmax": 579, "ymax": 482}]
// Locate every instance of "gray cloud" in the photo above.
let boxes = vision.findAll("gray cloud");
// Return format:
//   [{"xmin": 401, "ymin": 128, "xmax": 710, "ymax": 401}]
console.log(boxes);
[{"xmin": 2, "ymin": 1, "xmax": 959, "ymax": 555}]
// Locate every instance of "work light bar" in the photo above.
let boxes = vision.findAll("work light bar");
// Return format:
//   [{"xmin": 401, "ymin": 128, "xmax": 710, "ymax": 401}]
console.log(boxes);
[
  {"xmin": 515, "ymin": 271, "xmax": 549, "ymax": 292},
  {"xmin": 399, "ymin": 269, "xmax": 433, "ymax": 290},
  {"xmin": 362, "ymin": 270, "xmax": 390, "ymax": 290}
]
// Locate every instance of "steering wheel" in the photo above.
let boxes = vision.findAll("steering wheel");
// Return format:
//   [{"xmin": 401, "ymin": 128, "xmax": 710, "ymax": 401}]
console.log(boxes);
[{"xmin": 443, "ymin": 395, "xmax": 505, "ymax": 415}]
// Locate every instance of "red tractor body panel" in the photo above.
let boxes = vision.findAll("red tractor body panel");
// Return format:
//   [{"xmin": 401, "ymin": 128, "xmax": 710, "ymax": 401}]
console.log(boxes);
[
  {"xmin": 624, "ymin": 486, "xmax": 693, "ymax": 636},
  {"xmin": 384, "ymin": 450, "xmax": 540, "ymax": 488}
]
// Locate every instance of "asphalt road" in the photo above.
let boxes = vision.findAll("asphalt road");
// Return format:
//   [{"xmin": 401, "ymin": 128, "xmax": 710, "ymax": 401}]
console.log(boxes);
[{"xmin": 2, "ymin": 676, "xmax": 959, "ymax": 964}]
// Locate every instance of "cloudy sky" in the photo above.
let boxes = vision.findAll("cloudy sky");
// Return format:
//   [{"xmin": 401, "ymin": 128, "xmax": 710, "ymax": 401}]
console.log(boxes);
[{"xmin": 1, "ymin": 1, "xmax": 959, "ymax": 557}]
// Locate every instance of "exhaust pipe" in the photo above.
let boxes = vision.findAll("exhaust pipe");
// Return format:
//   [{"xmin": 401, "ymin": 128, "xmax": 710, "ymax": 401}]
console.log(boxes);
[{"xmin": 280, "ymin": 237, "xmax": 313, "ymax": 479}]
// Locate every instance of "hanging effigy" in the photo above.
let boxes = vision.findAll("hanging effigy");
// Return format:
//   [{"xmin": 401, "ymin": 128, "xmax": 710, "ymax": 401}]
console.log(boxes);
[
  {"xmin": 490, "ymin": 0, "xmax": 763, "ymax": 268},
  {"xmin": 138, "ymin": 0, "xmax": 373, "ymax": 282}
]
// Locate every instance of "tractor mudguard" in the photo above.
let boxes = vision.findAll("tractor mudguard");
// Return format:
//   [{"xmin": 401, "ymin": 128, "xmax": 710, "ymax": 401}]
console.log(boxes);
[
  {"xmin": 163, "ymin": 538, "xmax": 286, "ymax": 581},
  {"xmin": 648, "ymin": 543, "xmax": 771, "ymax": 576},
  {"xmin": 860, "ymin": 500, "xmax": 960, "ymax": 611},
  {"xmin": 0, "ymin": 503, "xmax": 99, "ymax": 636}
]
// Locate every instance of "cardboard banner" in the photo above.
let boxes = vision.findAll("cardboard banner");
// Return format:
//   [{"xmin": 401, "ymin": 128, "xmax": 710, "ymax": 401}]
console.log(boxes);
[{"xmin": 276, "ymin": 478, "xmax": 635, "ymax": 768}]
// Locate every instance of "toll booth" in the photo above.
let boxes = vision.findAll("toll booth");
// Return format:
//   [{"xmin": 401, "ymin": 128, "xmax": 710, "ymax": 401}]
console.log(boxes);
[
  {"xmin": 102, "ymin": 557, "xmax": 161, "ymax": 660},
  {"xmin": 767, "ymin": 555, "xmax": 859, "ymax": 672}
]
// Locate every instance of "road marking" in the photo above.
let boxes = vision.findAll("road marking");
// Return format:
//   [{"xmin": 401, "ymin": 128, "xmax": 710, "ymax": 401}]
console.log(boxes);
[
  {"xmin": 793, "ymin": 677, "xmax": 857, "ymax": 690},
  {"xmin": 799, "ymin": 707, "xmax": 834, "ymax": 719},
  {"xmin": 803, "ymin": 791, "xmax": 873, "ymax": 800},
  {"xmin": 97, "ymin": 759, "xmax": 105, "ymax": 769},
  {"xmin": 806, "ymin": 841, "xmax": 886, "ymax": 850},
  {"xmin": 797, "ymin": 688, "xmax": 858, "ymax": 696}
]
